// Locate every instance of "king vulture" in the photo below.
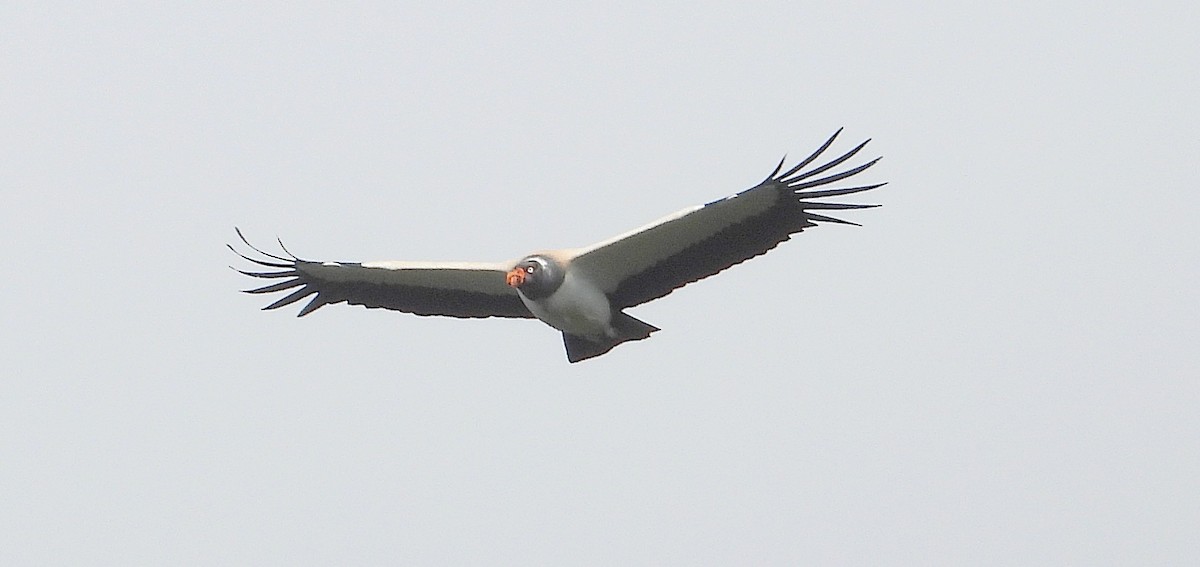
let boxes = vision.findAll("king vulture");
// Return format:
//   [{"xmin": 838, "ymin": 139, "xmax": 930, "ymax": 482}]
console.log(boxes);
[{"xmin": 231, "ymin": 129, "xmax": 884, "ymax": 362}]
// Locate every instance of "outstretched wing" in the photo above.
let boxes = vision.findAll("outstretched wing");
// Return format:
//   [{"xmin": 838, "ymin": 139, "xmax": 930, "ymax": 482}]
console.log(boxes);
[
  {"xmin": 568, "ymin": 128, "xmax": 884, "ymax": 309},
  {"xmin": 229, "ymin": 229, "xmax": 534, "ymax": 318}
]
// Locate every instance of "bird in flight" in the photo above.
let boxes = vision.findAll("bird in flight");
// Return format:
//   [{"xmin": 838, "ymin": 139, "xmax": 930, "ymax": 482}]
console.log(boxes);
[{"xmin": 231, "ymin": 129, "xmax": 884, "ymax": 363}]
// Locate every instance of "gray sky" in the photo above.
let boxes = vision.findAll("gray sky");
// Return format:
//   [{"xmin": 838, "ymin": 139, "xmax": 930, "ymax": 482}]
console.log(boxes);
[{"xmin": 3, "ymin": 2, "xmax": 1197, "ymax": 564}]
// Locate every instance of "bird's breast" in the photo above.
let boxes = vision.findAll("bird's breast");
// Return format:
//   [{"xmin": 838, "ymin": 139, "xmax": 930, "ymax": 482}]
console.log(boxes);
[{"xmin": 520, "ymin": 271, "xmax": 613, "ymax": 338}]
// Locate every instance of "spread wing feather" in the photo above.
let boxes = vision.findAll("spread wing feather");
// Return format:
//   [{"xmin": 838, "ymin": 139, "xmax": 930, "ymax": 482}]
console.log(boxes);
[
  {"xmin": 569, "ymin": 128, "xmax": 884, "ymax": 309},
  {"xmin": 230, "ymin": 229, "xmax": 533, "ymax": 319}
]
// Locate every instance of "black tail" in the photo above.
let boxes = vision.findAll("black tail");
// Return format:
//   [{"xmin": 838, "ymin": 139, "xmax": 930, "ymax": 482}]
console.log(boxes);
[{"xmin": 562, "ymin": 312, "xmax": 659, "ymax": 363}]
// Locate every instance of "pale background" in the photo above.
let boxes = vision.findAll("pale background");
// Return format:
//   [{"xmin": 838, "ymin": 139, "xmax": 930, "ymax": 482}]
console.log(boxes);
[{"xmin": 3, "ymin": 2, "xmax": 1197, "ymax": 564}]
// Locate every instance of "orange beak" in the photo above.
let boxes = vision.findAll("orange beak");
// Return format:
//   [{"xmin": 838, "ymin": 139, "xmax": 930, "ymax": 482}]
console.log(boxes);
[{"xmin": 506, "ymin": 267, "xmax": 526, "ymax": 288}]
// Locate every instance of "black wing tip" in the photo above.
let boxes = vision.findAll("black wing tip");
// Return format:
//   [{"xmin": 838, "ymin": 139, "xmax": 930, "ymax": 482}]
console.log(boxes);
[
  {"xmin": 796, "ymin": 201, "xmax": 881, "ymax": 211},
  {"xmin": 794, "ymin": 182, "xmax": 889, "ymax": 201},
  {"xmin": 763, "ymin": 154, "xmax": 788, "ymax": 183},
  {"xmin": 231, "ymin": 228, "xmax": 327, "ymax": 314},
  {"xmin": 229, "ymin": 227, "xmax": 305, "ymax": 263},
  {"xmin": 276, "ymin": 236, "xmax": 299, "ymax": 260},
  {"xmin": 769, "ymin": 131, "xmax": 885, "ymax": 226},
  {"xmin": 296, "ymin": 296, "xmax": 327, "ymax": 317},
  {"xmin": 769, "ymin": 129, "xmax": 877, "ymax": 184},
  {"xmin": 823, "ymin": 127, "xmax": 844, "ymax": 146},
  {"xmin": 803, "ymin": 209, "xmax": 883, "ymax": 226}
]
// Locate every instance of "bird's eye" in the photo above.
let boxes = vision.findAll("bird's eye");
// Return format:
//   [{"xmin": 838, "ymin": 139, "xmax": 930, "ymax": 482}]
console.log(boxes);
[{"xmin": 526, "ymin": 266, "xmax": 535, "ymax": 273}]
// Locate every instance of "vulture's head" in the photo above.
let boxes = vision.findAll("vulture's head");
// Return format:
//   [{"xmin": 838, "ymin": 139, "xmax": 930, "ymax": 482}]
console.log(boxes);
[{"xmin": 506, "ymin": 255, "xmax": 564, "ymax": 300}]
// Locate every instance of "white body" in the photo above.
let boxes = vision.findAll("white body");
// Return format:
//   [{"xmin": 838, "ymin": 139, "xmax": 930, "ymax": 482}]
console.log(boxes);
[{"xmin": 519, "ymin": 270, "xmax": 614, "ymax": 338}]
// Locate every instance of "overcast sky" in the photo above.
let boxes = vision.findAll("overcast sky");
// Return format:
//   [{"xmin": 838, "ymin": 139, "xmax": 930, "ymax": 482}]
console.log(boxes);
[{"xmin": 3, "ymin": 2, "xmax": 1197, "ymax": 564}]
